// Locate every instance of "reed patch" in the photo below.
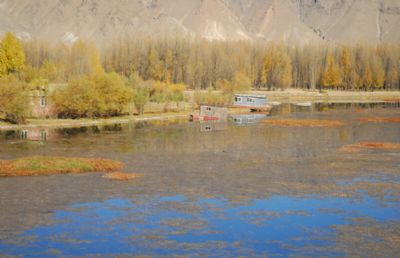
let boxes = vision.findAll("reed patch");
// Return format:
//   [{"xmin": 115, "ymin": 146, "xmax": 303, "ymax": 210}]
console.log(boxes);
[
  {"xmin": 262, "ymin": 119, "xmax": 344, "ymax": 127},
  {"xmin": 102, "ymin": 172, "xmax": 141, "ymax": 181},
  {"xmin": 340, "ymin": 142, "xmax": 400, "ymax": 153},
  {"xmin": 0, "ymin": 156, "xmax": 123, "ymax": 177},
  {"xmin": 359, "ymin": 117, "xmax": 400, "ymax": 123}
]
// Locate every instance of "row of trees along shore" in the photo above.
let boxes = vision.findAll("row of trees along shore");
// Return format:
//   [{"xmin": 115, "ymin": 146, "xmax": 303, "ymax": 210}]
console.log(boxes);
[{"xmin": 0, "ymin": 32, "xmax": 400, "ymax": 123}]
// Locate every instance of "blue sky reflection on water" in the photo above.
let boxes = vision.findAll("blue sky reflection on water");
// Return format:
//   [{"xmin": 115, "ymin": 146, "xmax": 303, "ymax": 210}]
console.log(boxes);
[{"xmin": 1, "ymin": 194, "xmax": 399, "ymax": 257}]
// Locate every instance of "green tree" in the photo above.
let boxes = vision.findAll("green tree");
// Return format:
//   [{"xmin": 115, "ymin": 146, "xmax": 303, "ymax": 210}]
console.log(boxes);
[
  {"xmin": 0, "ymin": 75, "xmax": 29, "ymax": 124},
  {"xmin": 1, "ymin": 32, "xmax": 26, "ymax": 74}
]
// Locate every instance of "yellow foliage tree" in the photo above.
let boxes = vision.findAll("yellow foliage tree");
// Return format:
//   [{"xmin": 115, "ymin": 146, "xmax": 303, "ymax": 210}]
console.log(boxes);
[
  {"xmin": 322, "ymin": 54, "xmax": 341, "ymax": 89},
  {"xmin": 339, "ymin": 47, "xmax": 352, "ymax": 89},
  {"xmin": 371, "ymin": 55, "xmax": 385, "ymax": 90},
  {"xmin": 1, "ymin": 32, "xmax": 26, "ymax": 74},
  {"xmin": 363, "ymin": 65, "xmax": 373, "ymax": 90},
  {"xmin": 0, "ymin": 75, "xmax": 29, "ymax": 124},
  {"xmin": 262, "ymin": 45, "xmax": 292, "ymax": 90},
  {"xmin": 52, "ymin": 72, "xmax": 132, "ymax": 118},
  {"xmin": 0, "ymin": 47, "xmax": 6, "ymax": 77}
]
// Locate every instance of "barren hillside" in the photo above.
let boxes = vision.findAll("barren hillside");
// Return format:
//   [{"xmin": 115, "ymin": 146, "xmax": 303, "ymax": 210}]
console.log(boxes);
[{"xmin": 0, "ymin": 0, "xmax": 399, "ymax": 44}]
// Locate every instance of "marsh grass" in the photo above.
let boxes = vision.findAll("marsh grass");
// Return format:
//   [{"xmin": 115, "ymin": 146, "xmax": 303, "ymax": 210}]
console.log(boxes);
[
  {"xmin": 102, "ymin": 172, "xmax": 141, "ymax": 180},
  {"xmin": 262, "ymin": 119, "xmax": 344, "ymax": 127},
  {"xmin": 0, "ymin": 156, "xmax": 123, "ymax": 177},
  {"xmin": 340, "ymin": 142, "xmax": 400, "ymax": 153},
  {"xmin": 359, "ymin": 117, "xmax": 400, "ymax": 123}
]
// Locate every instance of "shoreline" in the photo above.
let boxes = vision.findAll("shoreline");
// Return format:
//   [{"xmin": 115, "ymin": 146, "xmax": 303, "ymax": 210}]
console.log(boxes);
[
  {"xmin": 0, "ymin": 113, "xmax": 191, "ymax": 131},
  {"xmin": 1, "ymin": 90, "xmax": 400, "ymax": 131},
  {"xmin": 252, "ymin": 89, "xmax": 400, "ymax": 103}
]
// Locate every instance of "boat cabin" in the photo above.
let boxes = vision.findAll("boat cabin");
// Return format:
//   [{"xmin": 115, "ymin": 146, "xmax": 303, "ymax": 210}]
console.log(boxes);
[{"xmin": 233, "ymin": 94, "xmax": 268, "ymax": 108}]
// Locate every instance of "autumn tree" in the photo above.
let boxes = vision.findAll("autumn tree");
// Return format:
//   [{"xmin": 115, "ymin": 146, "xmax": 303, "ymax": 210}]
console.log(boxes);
[
  {"xmin": 371, "ymin": 55, "xmax": 385, "ymax": 90},
  {"xmin": 0, "ymin": 75, "xmax": 29, "ymax": 124},
  {"xmin": 1, "ymin": 32, "xmax": 26, "ymax": 74},
  {"xmin": 322, "ymin": 54, "xmax": 341, "ymax": 89},
  {"xmin": 146, "ymin": 46, "xmax": 162, "ymax": 80},
  {"xmin": 262, "ymin": 45, "xmax": 292, "ymax": 90},
  {"xmin": 127, "ymin": 73, "xmax": 150, "ymax": 115},
  {"xmin": 339, "ymin": 47, "xmax": 352, "ymax": 90},
  {"xmin": 0, "ymin": 47, "xmax": 6, "ymax": 77},
  {"xmin": 52, "ymin": 72, "xmax": 132, "ymax": 118}
]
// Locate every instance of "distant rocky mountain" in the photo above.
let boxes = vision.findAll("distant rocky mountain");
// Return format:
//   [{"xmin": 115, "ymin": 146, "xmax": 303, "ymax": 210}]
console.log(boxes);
[{"xmin": 0, "ymin": 0, "xmax": 399, "ymax": 45}]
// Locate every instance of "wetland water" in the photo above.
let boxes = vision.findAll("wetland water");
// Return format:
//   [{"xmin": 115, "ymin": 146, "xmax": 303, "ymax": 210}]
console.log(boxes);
[{"xmin": 0, "ymin": 103, "xmax": 399, "ymax": 257}]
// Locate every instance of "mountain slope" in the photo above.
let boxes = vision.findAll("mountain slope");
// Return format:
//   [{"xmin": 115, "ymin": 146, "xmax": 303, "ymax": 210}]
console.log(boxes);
[{"xmin": 0, "ymin": 0, "xmax": 399, "ymax": 44}]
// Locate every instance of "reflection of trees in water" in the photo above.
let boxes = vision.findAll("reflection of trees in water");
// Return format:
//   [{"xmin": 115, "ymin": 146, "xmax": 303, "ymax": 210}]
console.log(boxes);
[{"xmin": 0, "ymin": 109, "xmax": 399, "ymax": 255}]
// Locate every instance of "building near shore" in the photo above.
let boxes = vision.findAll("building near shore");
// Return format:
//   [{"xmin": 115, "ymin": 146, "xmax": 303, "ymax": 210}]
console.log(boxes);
[
  {"xmin": 232, "ymin": 94, "xmax": 272, "ymax": 112},
  {"xmin": 28, "ymin": 84, "xmax": 58, "ymax": 118}
]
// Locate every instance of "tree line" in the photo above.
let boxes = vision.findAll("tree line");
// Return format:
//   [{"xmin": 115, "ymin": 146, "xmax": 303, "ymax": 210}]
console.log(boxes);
[
  {"xmin": 0, "ymin": 32, "xmax": 399, "ymax": 123},
  {"xmin": 14, "ymin": 36, "xmax": 400, "ymax": 91}
]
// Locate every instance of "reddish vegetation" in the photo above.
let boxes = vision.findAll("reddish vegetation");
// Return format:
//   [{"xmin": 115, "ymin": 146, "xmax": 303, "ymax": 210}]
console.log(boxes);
[
  {"xmin": 359, "ymin": 117, "xmax": 400, "ymax": 123},
  {"xmin": 262, "ymin": 119, "xmax": 344, "ymax": 127},
  {"xmin": 0, "ymin": 156, "xmax": 123, "ymax": 177},
  {"xmin": 340, "ymin": 142, "xmax": 400, "ymax": 153},
  {"xmin": 384, "ymin": 98, "xmax": 400, "ymax": 103},
  {"xmin": 103, "ymin": 172, "xmax": 141, "ymax": 180}
]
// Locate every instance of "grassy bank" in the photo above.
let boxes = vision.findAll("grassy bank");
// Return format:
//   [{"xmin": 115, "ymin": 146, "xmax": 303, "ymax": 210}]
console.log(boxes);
[
  {"xmin": 0, "ymin": 111, "xmax": 191, "ymax": 131},
  {"xmin": 252, "ymin": 89, "xmax": 400, "ymax": 103},
  {"xmin": 1, "ymin": 89, "xmax": 399, "ymax": 131},
  {"xmin": 0, "ymin": 156, "xmax": 123, "ymax": 177}
]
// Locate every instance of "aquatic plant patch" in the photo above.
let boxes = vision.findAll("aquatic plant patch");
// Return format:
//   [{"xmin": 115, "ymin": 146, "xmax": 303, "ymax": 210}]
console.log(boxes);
[
  {"xmin": 262, "ymin": 119, "xmax": 344, "ymax": 127},
  {"xmin": 340, "ymin": 142, "xmax": 400, "ymax": 153},
  {"xmin": 384, "ymin": 98, "xmax": 400, "ymax": 103},
  {"xmin": 0, "ymin": 156, "xmax": 123, "ymax": 177},
  {"xmin": 102, "ymin": 172, "xmax": 141, "ymax": 180},
  {"xmin": 359, "ymin": 117, "xmax": 400, "ymax": 123}
]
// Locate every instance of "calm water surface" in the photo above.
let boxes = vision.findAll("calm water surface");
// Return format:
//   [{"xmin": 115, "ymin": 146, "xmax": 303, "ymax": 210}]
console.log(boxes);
[{"xmin": 0, "ymin": 103, "xmax": 399, "ymax": 257}]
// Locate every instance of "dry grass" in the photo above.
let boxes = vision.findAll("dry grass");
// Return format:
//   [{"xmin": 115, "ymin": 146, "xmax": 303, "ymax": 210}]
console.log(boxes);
[
  {"xmin": 340, "ymin": 142, "xmax": 400, "ymax": 153},
  {"xmin": 359, "ymin": 117, "xmax": 400, "ymax": 123},
  {"xmin": 0, "ymin": 156, "xmax": 123, "ymax": 177},
  {"xmin": 262, "ymin": 119, "xmax": 344, "ymax": 127},
  {"xmin": 102, "ymin": 172, "xmax": 141, "ymax": 181}
]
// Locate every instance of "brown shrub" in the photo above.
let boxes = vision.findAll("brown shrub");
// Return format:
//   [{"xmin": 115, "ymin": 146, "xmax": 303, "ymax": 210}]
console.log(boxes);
[
  {"xmin": 262, "ymin": 119, "xmax": 344, "ymax": 127},
  {"xmin": 340, "ymin": 142, "xmax": 400, "ymax": 153},
  {"xmin": 102, "ymin": 172, "xmax": 141, "ymax": 181},
  {"xmin": 384, "ymin": 98, "xmax": 400, "ymax": 103},
  {"xmin": 359, "ymin": 117, "xmax": 400, "ymax": 123}
]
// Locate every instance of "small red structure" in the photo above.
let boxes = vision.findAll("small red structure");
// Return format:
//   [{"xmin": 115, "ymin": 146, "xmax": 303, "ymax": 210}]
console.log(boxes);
[
  {"xmin": 190, "ymin": 105, "xmax": 228, "ymax": 121},
  {"xmin": 29, "ymin": 86, "xmax": 57, "ymax": 118}
]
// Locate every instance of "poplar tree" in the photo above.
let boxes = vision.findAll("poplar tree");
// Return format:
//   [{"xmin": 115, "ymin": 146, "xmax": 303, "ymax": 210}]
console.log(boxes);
[
  {"xmin": 339, "ymin": 47, "xmax": 352, "ymax": 90},
  {"xmin": 322, "ymin": 54, "xmax": 341, "ymax": 89},
  {"xmin": 1, "ymin": 32, "xmax": 26, "ymax": 74},
  {"xmin": 0, "ymin": 47, "xmax": 6, "ymax": 77}
]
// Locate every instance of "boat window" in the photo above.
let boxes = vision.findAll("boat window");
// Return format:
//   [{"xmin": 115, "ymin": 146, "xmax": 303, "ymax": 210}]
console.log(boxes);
[
  {"xmin": 235, "ymin": 97, "xmax": 242, "ymax": 102},
  {"xmin": 40, "ymin": 130, "xmax": 47, "ymax": 141},
  {"xmin": 40, "ymin": 96, "xmax": 47, "ymax": 107},
  {"xmin": 20, "ymin": 130, "xmax": 28, "ymax": 139},
  {"xmin": 247, "ymin": 98, "xmax": 255, "ymax": 103},
  {"xmin": 206, "ymin": 107, "xmax": 212, "ymax": 111}
]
